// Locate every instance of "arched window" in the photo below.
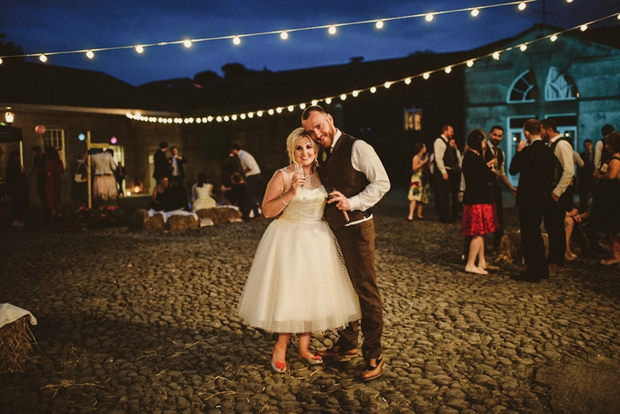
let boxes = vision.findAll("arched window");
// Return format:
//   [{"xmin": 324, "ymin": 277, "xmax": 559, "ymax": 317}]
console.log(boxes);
[
  {"xmin": 508, "ymin": 70, "xmax": 538, "ymax": 103},
  {"xmin": 545, "ymin": 67, "xmax": 577, "ymax": 101}
]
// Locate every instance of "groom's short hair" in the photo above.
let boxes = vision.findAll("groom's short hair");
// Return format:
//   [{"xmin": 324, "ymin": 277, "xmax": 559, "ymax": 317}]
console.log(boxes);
[{"xmin": 301, "ymin": 105, "xmax": 326, "ymax": 122}]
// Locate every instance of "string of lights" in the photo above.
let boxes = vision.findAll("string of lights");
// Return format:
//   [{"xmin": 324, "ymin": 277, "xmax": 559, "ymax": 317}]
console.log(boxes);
[
  {"xmin": 0, "ymin": 0, "xmax": 537, "ymax": 63},
  {"xmin": 125, "ymin": 11, "xmax": 620, "ymax": 125}
]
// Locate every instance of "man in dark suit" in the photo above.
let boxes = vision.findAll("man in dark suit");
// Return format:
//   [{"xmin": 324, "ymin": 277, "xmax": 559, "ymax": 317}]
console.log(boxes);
[
  {"xmin": 302, "ymin": 105, "xmax": 390, "ymax": 381},
  {"xmin": 153, "ymin": 141, "xmax": 170, "ymax": 184},
  {"xmin": 484, "ymin": 125, "xmax": 517, "ymax": 252},
  {"xmin": 169, "ymin": 146, "xmax": 188, "ymax": 188},
  {"xmin": 577, "ymin": 139, "xmax": 595, "ymax": 212},
  {"xmin": 509, "ymin": 119, "xmax": 556, "ymax": 283}
]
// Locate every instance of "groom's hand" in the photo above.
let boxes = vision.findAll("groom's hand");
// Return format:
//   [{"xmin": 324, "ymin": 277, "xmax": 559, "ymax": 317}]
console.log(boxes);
[{"xmin": 327, "ymin": 190, "xmax": 351, "ymax": 211}]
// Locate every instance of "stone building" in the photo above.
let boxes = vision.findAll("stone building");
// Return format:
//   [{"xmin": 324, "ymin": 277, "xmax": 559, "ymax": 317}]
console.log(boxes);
[{"xmin": 464, "ymin": 24, "xmax": 620, "ymax": 186}]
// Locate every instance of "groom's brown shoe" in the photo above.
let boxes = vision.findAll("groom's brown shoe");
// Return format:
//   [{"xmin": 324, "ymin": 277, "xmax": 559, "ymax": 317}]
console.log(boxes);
[
  {"xmin": 360, "ymin": 356, "xmax": 385, "ymax": 381},
  {"xmin": 316, "ymin": 345, "xmax": 357, "ymax": 359}
]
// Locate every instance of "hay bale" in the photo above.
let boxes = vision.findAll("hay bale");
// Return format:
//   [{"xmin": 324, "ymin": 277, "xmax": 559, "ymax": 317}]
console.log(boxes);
[
  {"xmin": 496, "ymin": 229, "xmax": 522, "ymax": 265},
  {"xmin": 0, "ymin": 316, "xmax": 37, "ymax": 374},
  {"xmin": 167, "ymin": 214, "xmax": 199, "ymax": 232},
  {"xmin": 495, "ymin": 229, "xmax": 550, "ymax": 265},
  {"xmin": 196, "ymin": 207, "xmax": 243, "ymax": 224},
  {"xmin": 144, "ymin": 214, "xmax": 165, "ymax": 232},
  {"xmin": 133, "ymin": 209, "xmax": 149, "ymax": 230}
]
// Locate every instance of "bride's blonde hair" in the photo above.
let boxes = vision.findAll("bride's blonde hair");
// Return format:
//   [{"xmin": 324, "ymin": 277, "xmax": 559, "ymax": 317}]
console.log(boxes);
[{"xmin": 286, "ymin": 127, "xmax": 318, "ymax": 165}]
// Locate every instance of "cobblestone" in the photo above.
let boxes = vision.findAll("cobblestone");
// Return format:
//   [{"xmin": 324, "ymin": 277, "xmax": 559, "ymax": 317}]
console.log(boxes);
[{"xmin": 1, "ymin": 194, "xmax": 619, "ymax": 413}]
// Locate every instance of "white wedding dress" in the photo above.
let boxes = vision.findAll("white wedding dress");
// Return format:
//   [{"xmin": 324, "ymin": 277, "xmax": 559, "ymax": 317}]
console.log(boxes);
[{"xmin": 237, "ymin": 166, "xmax": 361, "ymax": 333}]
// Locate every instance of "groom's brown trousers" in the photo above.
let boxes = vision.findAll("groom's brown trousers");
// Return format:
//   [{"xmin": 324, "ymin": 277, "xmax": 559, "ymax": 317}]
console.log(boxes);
[{"xmin": 333, "ymin": 219, "xmax": 384, "ymax": 360}]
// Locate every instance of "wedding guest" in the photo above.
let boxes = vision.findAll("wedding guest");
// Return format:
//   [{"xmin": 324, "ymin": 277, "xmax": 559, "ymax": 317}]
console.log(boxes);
[
  {"xmin": 91, "ymin": 149, "xmax": 118, "ymax": 202},
  {"xmin": 590, "ymin": 132, "xmax": 620, "ymax": 265},
  {"xmin": 44, "ymin": 146, "xmax": 64, "ymax": 217},
  {"xmin": 153, "ymin": 142, "xmax": 170, "ymax": 184},
  {"xmin": 146, "ymin": 176, "xmax": 168, "ymax": 211},
  {"xmin": 6, "ymin": 151, "xmax": 29, "ymax": 227},
  {"xmin": 25, "ymin": 146, "xmax": 47, "ymax": 213},
  {"xmin": 169, "ymin": 146, "xmax": 188, "ymax": 188},
  {"xmin": 70, "ymin": 151, "xmax": 88, "ymax": 207},
  {"xmin": 230, "ymin": 143, "xmax": 262, "ymax": 220},
  {"xmin": 191, "ymin": 172, "xmax": 216, "ymax": 211},
  {"xmin": 407, "ymin": 143, "xmax": 431, "ymax": 221},
  {"xmin": 238, "ymin": 128, "xmax": 360, "ymax": 373},
  {"xmin": 114, "ymin": 162, "xmax": 126, "ymax": 196},
  {"xmin": 461, "ymin": 129, "xmax": 499, "ymax": 274}
]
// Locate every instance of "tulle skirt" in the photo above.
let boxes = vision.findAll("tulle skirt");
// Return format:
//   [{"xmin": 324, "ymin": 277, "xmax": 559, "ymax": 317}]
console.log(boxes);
[
  {"xmin": 237, "ymin": 217, "xmax": 361, "ymax": 333},
  {"xmin": 93, "ymin": 175, "xmax": 118, "ymax": 201}
]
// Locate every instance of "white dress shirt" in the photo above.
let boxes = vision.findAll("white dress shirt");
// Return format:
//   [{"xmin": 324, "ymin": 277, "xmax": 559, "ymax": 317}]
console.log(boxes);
[
  {"xmin": 330, "ymin": 130, "xmax": 391, "ymax": 224},
  {"xmin": 549, "ymin": 134, "xmax": 575, "ymax": 198},
  {"xmin": 433, "ymin": 135, "xmax": 449, "ymax": 175},
  {"xmin": 239, "ymin": 150, "xmax": 261, "ymax": 177},
  {"xmin": 594, "ymin": 140, "xmax": 604, "ymax": 170}
]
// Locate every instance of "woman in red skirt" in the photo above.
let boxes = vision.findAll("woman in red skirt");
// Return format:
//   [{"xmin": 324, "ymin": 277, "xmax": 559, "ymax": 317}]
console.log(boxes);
[{"xmin": 461, "ymin": 129, "xmax": 499, "ymax": 274}]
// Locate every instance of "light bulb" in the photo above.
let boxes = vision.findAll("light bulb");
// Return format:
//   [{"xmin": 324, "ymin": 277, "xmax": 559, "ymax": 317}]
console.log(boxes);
[
  {"xmin": 39, "ymin": 54, "xmax": 48, "ymax": 62},
  {"xmin": 233, "ymin": 36, "xmax": 241, "ymax": 45},
  {"xmin": 405, "ymin": 78, "xmax": 412, "ymax": 85},
  {"xmin": 325, "ymin": 98, "xmax": 332, "ymax": 104},
  {"xmin": 352, "ymin": 90, "xmax": 359, "ymax": 97},
  {"xmin": 257, "ymin": 111, "xmax": 263, "ymax": 117},
  {"xmin": 135, "ymin": 45, "xmax": 144, "ymax": 54},
  {"xmin": 86, "ymin": 50, "xmax": 94, "ymax": 59},
  {"xmin": 370, "ymin": 87, "xmax": 377, "ymax": 93},
  {"xmin": 328, "ymin": 26, "xmax": 337, "ymax": 35},
  {"xmin": 445, "ymin": 67, "xmax": 452, "ymax": 74},
  {"xmin": 580, "ymin": 25, "xmax": 588, "ymax": 32},
  {"xmin": 518, "ymin": 2, "xmax": 527, "ymax": 11},
  {"xmin": 493, "ymin": 52, "xmax": 501, "ymax": 60},
  {"xmin": 288, "ymin": 105, "xmax": 295, "ymax": 112},
  {"xmin": 311, "ymin": 100, "xmax": 319, "ymax": 106},
  {"xmin": 340, "ymin": 94, "xmax": 347, "ymax": 100},
  {"xmin": 471, "ymin": 9, "xmax": 480, "ymax": 17},
  {"xmin": 280, "ymin": 31, "xmax": 288, "ymax": 40},
  {"xmin": 248, "ymin": 113, "xmax": 254, "ymax": 118},
  {"xmin": 425, "ymin": 13, "xmax": 434, "ymax": 22},
  {"xmin": 276, "ymin": 107, "xmax": 283, "ymax": 113},
  {"xmin": 520, "ymin": 44, "xmax": 528, "ymax": 51},
  {"xmin": 0, "ymin": 58, "xmax": 3, "ymax": 64},
  {"xmin": 183, "ymin": 39, "xmax": 192, "ymax": 48},
  {"xmin": 565, "ymin": 0, "xmax": 573, "ymax": 3},
  {"xmin": 231, "ymin": 115, "xmax": 237, "ymax": 120},
  {"xmin": 375, "ymin": 20, "xmax": 384, "ymax": 29},
  {"xmin": 384, "ymin": 82, "xmax": 391, "ymax": 89},
  {"xmin": 423, "ymin": 72, "xmax": 430, "ymax": 80},
  {"xmin": 224, "ymin": 116, "xmax": 230, "ymax": 121},
  {"xmin": 299, "ymin": 103, "xmax": 306, "ymax": 109},
  {"xmin": 550, "ymin": 34, "xmax": 558, "ymax": 42},
  {"xmin": 268, "ymin": 109, "xmax": 274, "ymax": 115},
  {"xmin": 467, "ymin": 60, "xmax": 474, "ymax": 67},
  {"xmin": 216, "ymin": 116, "xmax": 222, "ymax": 122}
]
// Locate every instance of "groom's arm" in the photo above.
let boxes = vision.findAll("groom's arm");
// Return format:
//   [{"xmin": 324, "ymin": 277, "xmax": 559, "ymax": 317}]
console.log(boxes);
[{"xmin": 348, "ymin": 140, "xmax": 390, "ymax": 212}]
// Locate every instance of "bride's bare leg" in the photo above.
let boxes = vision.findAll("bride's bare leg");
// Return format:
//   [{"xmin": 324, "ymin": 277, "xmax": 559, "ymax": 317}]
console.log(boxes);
[
  {"xmin": 298, "ymin": 332, "xmax": 314, "ymax": 358},
  {"xmin": 273, "ymin": 333, "xmax": 291, "ymax": 363}
]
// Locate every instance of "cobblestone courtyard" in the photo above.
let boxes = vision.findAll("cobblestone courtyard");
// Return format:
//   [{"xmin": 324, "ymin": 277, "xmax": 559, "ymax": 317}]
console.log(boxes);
[{"xmin": 1, "ymin": 195, "xmax": 619, "ymax": 413}]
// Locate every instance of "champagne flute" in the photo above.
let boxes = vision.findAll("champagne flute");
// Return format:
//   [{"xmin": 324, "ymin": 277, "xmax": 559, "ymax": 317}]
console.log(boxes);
[{"xmin": 295, "ymin": 163, "xmax": 306, "ymax": 201}]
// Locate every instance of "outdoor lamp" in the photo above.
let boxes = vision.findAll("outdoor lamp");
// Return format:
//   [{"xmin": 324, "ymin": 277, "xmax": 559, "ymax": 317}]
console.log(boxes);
[{"xmin": 5, "ymin": 111, "xmax": 14, "ymax": 125}]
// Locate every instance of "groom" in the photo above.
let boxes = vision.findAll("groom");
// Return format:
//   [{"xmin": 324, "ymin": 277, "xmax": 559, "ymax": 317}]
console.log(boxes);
[{"xmin": 301, "ymin": 105, "xmax": 390, "ymax": 381}]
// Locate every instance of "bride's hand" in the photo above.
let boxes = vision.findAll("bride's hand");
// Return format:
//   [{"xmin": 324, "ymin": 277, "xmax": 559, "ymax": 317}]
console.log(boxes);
[{"xmin": 290, "ymin": 172, "xmax": 305, "ymax": 193}]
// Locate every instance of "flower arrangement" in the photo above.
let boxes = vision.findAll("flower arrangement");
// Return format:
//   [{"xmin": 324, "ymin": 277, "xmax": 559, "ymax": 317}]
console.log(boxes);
[{"xmin": 56, "ymin": 204, "xmax": 129, "ymax": 229}]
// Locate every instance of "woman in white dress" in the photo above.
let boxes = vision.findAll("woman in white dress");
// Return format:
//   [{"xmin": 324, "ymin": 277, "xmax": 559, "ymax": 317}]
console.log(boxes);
[
  {"xmin": 191, "ymin": 172, "xmax": 216, "ymax": 211},
  {"xmin": 237, "ymin": 127, "xmax": 361, "ymax": 373}
]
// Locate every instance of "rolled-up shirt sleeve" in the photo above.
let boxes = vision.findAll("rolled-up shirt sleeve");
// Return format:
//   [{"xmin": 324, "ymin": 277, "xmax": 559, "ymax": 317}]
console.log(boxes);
[{"xmin": 348, "ymin": 140, "xmax": 390, "ymax": 211}]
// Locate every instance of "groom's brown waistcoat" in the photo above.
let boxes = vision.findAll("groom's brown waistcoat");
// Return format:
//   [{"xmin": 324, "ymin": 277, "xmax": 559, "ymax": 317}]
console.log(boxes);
[{"xmin": 318, "ymin": 133, "xmax": 368, "ymax": 230}]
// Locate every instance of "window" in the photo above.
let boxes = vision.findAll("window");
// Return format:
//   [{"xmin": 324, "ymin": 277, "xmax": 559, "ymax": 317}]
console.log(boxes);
[
  {"xmin": 404, "ymin": 108, "xmax": 422, "ymax": 131},
  {"xmin": 43, "ymin": 129, "xmax": 66, "ymax": 165},
  {"xmin": 545, "ymin": 67, "xmax": 577, "ymax": 101},
  {"xmin": 508, "ymin": 70, "xmax": 538, "ymax": 103}
]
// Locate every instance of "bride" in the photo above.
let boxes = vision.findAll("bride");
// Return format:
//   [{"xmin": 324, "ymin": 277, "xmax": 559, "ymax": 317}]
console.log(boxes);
[{"xmin": 237, "ymin": 127, "xmax": 361, "ymax": 373}]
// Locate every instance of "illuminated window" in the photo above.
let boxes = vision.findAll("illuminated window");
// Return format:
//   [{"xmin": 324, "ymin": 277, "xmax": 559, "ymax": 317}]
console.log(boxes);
[
  {"xmin": 545, "ymin": 67, "xmax": 577, "ymax": 101},
  {"xmin": 43, "ymin": 129, "xmax": 66, "ymax": 165},
  {"xmin": 508, "ymin": 70, "xmax": 538, "ymax": 103},
  {"xmin": 404, "ymin": 108, "xmax": 423, "ymax": 131}
]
